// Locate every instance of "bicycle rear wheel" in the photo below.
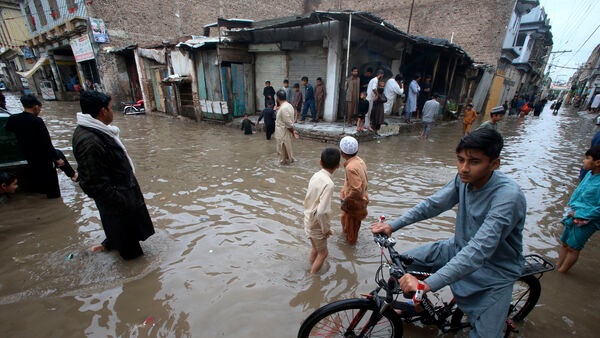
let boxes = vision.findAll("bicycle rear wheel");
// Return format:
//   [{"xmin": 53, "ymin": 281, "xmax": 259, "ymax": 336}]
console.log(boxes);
[
  {"xmin": 509, "ymin": 275, "xmax": 541, "ymax": 321},
  {"xmin": 298, "ymin": 298, "xmax": 403, "ymax": 338}
]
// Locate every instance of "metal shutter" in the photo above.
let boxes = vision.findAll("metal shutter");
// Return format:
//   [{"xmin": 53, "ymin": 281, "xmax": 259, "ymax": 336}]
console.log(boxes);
[{"xmin": 254, "ymin": 53, "xmax": 287, "ymax": 111}]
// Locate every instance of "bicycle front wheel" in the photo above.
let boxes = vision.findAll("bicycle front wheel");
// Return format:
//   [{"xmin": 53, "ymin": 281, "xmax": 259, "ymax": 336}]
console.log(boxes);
[
  {"xmin": 298, "ymin": 298, "xmax": 403, "ymax": 338},
  {"xmin": 510, "ymin": 275, "xmax": 541, "ymax": 321}
]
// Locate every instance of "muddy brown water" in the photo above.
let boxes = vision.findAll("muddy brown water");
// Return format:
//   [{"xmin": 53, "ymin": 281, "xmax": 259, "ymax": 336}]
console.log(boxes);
[{"xmin": 1, "ymin": 93, "xmax": 599, "ymax": 337}]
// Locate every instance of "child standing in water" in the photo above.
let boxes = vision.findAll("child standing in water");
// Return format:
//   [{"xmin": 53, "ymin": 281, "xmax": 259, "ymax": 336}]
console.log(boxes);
[
  {"xmin": 304, "ymin": 148, "xmax": 340, "ymax": 273},
  {"xmin": 557, "ymin": 145, "xmax": 600, "ymax": 273},
  {"xmin": 357, "ymin": 91, "xmax": 369, "ymax": 132}
]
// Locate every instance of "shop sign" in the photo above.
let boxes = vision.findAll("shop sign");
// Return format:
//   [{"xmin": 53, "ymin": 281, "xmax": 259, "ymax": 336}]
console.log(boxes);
[
  {"xmin": 89, "ymin": 17, "xmax": 110, "ymax": 43},
  {"xmin": 70, "ymin": 35, "xmax": 94, "ymax": 62}
]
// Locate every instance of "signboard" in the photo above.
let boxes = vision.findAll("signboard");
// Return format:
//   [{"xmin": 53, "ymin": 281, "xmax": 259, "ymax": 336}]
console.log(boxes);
[
  {"xmin": 40, "ymin": 80, "xmax": 56, "ymax": 100},
  {"xmin": 70, "ymin": 35, "xmax": 94, "ymax": 62},
  {"xmin": 21, "ymin": 46, "xmax": 35, "ymax": 59},
  {"xmin": 89, "ymin": 17, "xmax": 109, "ymax": 43}
]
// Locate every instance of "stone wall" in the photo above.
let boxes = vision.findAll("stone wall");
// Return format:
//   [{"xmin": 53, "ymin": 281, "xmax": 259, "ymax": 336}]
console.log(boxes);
[{"xmin": 315, "ymin": 0, "xmax": 516, "ymax": 66}]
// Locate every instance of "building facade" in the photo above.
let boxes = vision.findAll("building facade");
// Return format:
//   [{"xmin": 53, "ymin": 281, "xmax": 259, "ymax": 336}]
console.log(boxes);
[
  {"xmin": 484, "ymin": 1, "xmax": 553, "ymax": 114},
  {"xmin": 568, "ymin": 44, "xmax": 600, "ymax": 108},
  {"xmin": 18, "ymin": 0, "xmax": 304, "ymax": 103},
  {"xmin": 0, "ymin": 0, "xmax": 32, "ymax": 93}
]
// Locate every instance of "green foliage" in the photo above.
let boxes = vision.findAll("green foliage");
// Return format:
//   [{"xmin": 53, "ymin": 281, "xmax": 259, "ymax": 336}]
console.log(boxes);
[{"xmin": 446, "ymin": 100, "xmax": 457, "ymax": 112}]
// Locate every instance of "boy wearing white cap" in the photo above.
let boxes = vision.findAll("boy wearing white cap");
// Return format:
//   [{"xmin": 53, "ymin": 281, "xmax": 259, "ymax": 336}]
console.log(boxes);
[
  {"xmin": 477, "ymin": 106, "xmax": 505, "ymax": 132},
  {"xmin": 339, "ymin": 136, "xmax": 369, "ymax": 244}
]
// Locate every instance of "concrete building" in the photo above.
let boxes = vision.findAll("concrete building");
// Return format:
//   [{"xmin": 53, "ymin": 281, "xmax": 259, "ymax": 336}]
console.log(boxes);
[
  {"xmin": 491, "ymin": 3, "xmax": 552, "ymax": 111},
  {"xmin": 568, "ymin": 44, "xmax": 600, "ymax": 108},
  {"xmin": 312, "ymin": 0, "xmax": 516, "ymax": 66},
  {"xmin": 17, "ymin": 0, "xmax": 305, "ymax": 103},
  {"xmin": 308, "ymin": 0, "xmax": 549, "ymax": 112},
  {"xmin": 0, "ymin": 0, "xmax": 32, "ymax": 93},
  {"xmin": 133, "ymin": 11, "xmax": 475, "ymax": 123}
]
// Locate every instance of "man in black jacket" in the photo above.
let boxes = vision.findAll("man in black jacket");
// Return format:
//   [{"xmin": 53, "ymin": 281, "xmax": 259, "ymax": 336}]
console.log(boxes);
[
  {"xmin": 72, "ymin": 91, "xmax": 154, "ymax": 260},
  {"xmin": 5, "ymin": 95, "xmax": 62, "ymax": 198}
]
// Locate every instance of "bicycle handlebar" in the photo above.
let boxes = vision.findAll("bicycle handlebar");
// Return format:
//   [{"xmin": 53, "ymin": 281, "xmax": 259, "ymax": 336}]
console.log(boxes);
[
  {"xmin": 374, "ymin": 234, "xmax": 421, "ymax": 300},
  {"xmin": 373, "ymin": 234, "xmax": 414, "ymax": 266}
]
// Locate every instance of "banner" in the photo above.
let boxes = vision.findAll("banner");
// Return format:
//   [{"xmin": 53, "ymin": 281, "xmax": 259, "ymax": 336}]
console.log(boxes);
[
  {"xmin": 89, "ymin": 17, "xmax": 109, "ymax": 43},
  {"xmin": 70, "ymin": 35, "xmax": 94, "ymax": 62}
]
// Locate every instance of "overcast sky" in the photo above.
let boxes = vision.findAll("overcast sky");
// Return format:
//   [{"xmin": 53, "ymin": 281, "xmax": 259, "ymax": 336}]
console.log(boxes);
[{"xmin": 540, "ymin": 0, "xmax": 600, "ymax": 82}]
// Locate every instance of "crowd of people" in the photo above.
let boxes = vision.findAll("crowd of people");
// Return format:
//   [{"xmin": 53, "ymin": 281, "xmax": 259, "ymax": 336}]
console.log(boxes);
[
  {"xmin": 255, "ymin": 67, "xmax": 435, "ymax": 136},
  {"xmin": 1, "ymin": 79, "xmax": 599, "ymax": 337}
]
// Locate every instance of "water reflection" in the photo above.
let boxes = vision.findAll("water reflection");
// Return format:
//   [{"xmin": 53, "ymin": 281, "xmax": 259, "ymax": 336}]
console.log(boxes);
[{"xmin": 1, "ymin": 93, "xmax": 599, "ymax": 336}]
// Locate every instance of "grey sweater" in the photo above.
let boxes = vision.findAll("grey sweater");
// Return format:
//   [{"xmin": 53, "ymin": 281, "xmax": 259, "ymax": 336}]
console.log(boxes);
[{"xmin": 390, "ymin": 171, "xmax": 526, "ymax": 312}]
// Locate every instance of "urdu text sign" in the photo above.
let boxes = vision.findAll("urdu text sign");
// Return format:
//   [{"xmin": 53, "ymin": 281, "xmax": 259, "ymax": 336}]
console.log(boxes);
[{"xmin": 70, "ymin": 35, "xmax": 95, "ymax": 62}]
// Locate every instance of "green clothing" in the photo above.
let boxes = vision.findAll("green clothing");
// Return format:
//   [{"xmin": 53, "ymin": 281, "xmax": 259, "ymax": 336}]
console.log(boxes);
[{"xmin": 560, "ymin": 172, "xmax": 600, "ymax": 250}]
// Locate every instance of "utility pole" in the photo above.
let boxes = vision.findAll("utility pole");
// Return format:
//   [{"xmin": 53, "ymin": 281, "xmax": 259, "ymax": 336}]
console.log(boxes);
[{"xmin": 407, "ymin": 0, "xmax": 415, "ymax": 34}]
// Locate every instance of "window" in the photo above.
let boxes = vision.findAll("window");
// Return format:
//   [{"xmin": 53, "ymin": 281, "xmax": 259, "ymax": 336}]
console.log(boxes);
[
  {"xmin": 33, "ymin": 0, "xmax": 47, "ymax": 27},
  {"xmin": 24, "ymin": 5, "xmax": 36, "ymax": 31},
  {"xmin": 515, "ymin": 32, "xmax": 527, "ymax": 47},
  {"xmin": 67, "ymin": 0, "xmax": 78, "ymax": 14},
  {"xmin": 48, "ymin": 0, "xmax": 60, "ymax": 20}
]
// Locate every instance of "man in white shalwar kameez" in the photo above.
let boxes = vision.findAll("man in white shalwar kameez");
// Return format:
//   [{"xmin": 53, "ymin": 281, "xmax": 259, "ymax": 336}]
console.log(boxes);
[
  {"xmin": 384, "ymin": 75, "xmax": 404, "ymax": 115},
  {"xmin": 404, "ymin": 73, "xmax": 421, "ymax": 123},
  {"xmin": 275, "ymin": 90, "xmax": 297, "ymax": 165},
  {"xmin": 365, "ymin": 69, "xmax": 385, "ymax": 129}
]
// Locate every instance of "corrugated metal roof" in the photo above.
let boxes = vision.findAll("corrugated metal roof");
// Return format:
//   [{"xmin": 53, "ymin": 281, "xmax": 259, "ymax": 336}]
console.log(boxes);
[
  {"xmin": 230, "ymin": 11, "xmax": 472, "ymax": 63},
  {"xmin": 177, "ymin": 37, "xmax": 225, "ymax": 49}
]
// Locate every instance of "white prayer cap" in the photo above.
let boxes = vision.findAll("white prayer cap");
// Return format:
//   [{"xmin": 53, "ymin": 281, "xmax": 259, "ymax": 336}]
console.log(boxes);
[{"xmin": 340, "ymin": 136, "xmax": 359, "ymax": 155}]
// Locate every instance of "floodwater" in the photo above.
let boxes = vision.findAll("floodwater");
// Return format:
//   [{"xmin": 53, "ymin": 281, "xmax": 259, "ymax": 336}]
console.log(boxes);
[{"xmin": 1, "ymin": 92, "xmax": 599, "ymax": 337}]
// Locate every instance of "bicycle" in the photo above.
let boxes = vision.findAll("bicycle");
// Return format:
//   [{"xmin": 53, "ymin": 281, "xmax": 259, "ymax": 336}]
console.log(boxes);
[{"xmin": 297, "ymin": 234, "xmax": 554, "ymax": 338}]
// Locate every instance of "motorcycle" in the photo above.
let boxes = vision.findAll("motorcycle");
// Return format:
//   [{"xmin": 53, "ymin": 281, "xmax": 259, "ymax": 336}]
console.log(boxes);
[{"xmin": 122, "ymin": 99, "xmax": 145, "ymax": 115}]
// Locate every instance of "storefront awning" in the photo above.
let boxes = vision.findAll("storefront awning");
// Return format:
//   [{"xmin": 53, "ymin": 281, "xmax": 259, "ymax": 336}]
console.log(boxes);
[{"xmin": 17, "ymin": 57, "xmax": 48, "ymax": 78}]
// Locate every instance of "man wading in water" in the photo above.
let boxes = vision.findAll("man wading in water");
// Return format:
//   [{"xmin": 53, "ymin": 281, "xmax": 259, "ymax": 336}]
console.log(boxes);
[{"xmin": 73, "ymin": 91, "xmax": 155, "ymax": 260}]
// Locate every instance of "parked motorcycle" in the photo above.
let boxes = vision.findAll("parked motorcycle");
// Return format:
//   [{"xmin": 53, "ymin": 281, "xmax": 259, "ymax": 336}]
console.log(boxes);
[{"xmin": 122, "ymin": 99, "xmax": 145, "ymax": 115}]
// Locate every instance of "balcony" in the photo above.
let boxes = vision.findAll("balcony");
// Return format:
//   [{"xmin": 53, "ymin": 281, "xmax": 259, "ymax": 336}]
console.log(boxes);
[{"xmin": 26, "ymin": 17, "xmax": 88, "ymax": 47}]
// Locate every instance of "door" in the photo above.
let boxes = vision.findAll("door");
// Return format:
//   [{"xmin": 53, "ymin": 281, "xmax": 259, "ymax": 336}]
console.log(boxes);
[
  {"xmin": 151, "ymin": 67, "xmax": 166, "ymax": 112},
  {"xmin": 221, "ymin": 63, "xmax": 246, "ymax": 118},
  {"xmin": 125, "ymin": 55, "xmax": 142, "ymax": 101},
  {"xmin": 231, "ymin": 63, "xmax": 246, "ymax": 117}
]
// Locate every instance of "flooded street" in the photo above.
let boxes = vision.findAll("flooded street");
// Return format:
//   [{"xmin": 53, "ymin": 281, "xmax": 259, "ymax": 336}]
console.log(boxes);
[{"xmin": 1, "ymin": 93, "xmax": 599, "ymax": 337}]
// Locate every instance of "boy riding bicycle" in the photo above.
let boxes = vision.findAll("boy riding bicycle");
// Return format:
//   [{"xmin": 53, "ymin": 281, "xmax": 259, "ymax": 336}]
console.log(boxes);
[{"xmin": 372, "ymin": 128, "xmax": 526, "ymax": 338}]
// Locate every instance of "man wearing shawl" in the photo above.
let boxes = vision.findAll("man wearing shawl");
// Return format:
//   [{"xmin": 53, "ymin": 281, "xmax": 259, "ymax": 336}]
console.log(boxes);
[{"xmin": 72, "ymin": 91, "xmax": 154, "ymax": 260}]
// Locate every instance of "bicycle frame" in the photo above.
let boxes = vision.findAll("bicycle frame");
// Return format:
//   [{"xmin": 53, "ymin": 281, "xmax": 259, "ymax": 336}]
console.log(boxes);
[
  {"xmin": 298, "ymin": 235, "xmax": 554, "ymax": 338},
  {"xmin": 370, "ymin": 235, "xmax": 554, "ymax": 335},
  {"xmin": 370, "ymin": 235, "xmax": 467, "ymax": 333}
]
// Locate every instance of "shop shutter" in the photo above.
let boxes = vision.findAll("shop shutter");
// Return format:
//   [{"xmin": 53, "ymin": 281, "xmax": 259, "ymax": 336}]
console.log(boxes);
[
  {"xmin": 254, "ymin": 52, "xmax": 287, "ymax": 111},
  {"xmin": 288, "ymin": 45, "xmax": 327, "ymax": 87}
]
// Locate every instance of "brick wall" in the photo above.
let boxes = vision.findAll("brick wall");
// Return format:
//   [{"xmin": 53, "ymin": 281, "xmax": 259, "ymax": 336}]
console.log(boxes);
[
  {"xmin": 88, "ymin": 0, "xmax": 305, "ymax": 47},
  {"xmin": 315, "ymin": 0, "xmax": 515, "ymax": 66},
  {"xmin": 87, "ymin": 0, "xmax": 304, "ymax": 104}
]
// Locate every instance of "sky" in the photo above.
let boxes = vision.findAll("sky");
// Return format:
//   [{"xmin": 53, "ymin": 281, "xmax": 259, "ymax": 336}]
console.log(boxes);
[{"xmin": 540, "ymin": 0, "xmax": 600, "ymax": 82}]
